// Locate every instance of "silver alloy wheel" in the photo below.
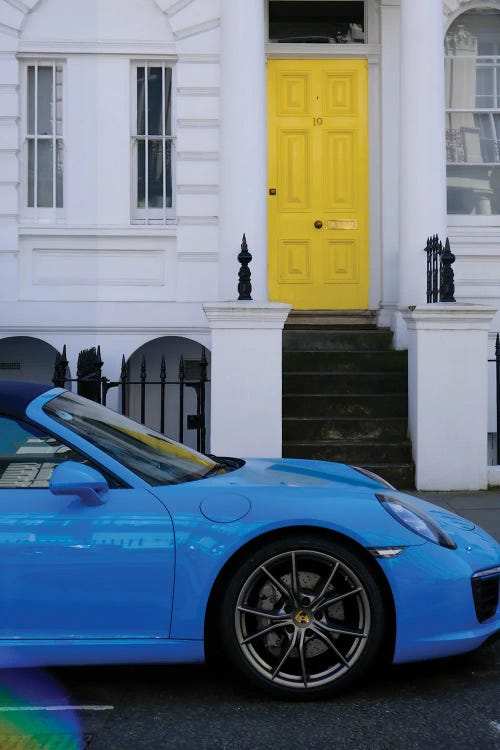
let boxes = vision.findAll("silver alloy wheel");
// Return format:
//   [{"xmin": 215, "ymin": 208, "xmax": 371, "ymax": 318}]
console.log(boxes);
[{"xmin": 234, "ymin": 549, "xmax": 371, "ymax": 690}]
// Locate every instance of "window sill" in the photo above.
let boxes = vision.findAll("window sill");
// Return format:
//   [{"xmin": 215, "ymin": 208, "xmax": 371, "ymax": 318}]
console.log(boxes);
[{"xmin": 447, "ymin": 216, "xmax": 500, "ymax": 228}]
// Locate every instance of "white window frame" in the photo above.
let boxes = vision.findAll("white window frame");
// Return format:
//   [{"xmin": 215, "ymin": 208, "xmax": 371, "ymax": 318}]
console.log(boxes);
[
  {"xmin": 21, "ymin": 59, "xmax": 65, "ymax": 224},
  {"xmin": 446, "ymin": 9, "xmax": 500, "ymax": 223},
  {"xmin": 131, "ymin": 61, "xmax": 176, "ymax": 225}
]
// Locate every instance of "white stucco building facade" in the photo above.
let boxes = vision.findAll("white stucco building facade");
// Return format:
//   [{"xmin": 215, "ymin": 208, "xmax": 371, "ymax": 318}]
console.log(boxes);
[{"xmin": 1, "ymin": 0, "xmax": 500, "ymax": 487}]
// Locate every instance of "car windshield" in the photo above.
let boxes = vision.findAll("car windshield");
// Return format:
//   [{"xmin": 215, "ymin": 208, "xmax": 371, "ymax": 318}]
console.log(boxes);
[{"xmin": 44, "ymin": 392, "xmax": 218, "ymax": 486}]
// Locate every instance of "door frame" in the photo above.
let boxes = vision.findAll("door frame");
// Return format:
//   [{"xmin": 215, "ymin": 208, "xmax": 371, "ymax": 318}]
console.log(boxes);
[{"xmin": 265, "ymin": 46, "xmax": 381, "ymax": 312}]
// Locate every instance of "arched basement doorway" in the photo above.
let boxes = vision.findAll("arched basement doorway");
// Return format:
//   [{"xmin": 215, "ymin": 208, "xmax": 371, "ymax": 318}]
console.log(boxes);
[
  {"xmin": 0, "ymin": 337, "xmax": 64, "ymax": 386},
  {"xmin": 126, "ymin": 337, "xmax": 211, "ymax": 453}
]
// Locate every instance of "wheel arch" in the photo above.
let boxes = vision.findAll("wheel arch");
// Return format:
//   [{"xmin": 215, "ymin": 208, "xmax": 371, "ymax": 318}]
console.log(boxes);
[{"xmin": 204, "ymin": 524, "xmax": 396, "ymax": 666}]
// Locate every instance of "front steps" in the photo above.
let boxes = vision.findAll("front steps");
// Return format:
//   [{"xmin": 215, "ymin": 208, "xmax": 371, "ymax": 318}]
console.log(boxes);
[{"xmin": 282, "ymin": 317, "xmax": 415, "ymax": 488}]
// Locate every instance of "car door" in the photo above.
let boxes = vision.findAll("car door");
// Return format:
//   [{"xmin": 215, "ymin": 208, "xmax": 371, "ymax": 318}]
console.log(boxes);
[{"xmin": 0, "ymin": 415, "xmax": 174, "ymax": 639}]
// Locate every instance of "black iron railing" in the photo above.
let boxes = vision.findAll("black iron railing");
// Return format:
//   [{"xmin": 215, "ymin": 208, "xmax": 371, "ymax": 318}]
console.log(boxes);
[
  {"xmin": 425, "ymin": 235, "xmax": 456, "ymax": 303},
  {"xmin": 237, "ymin": 233, "xmax": 252, "ymax": 300},
  {"xmin": 53, "ymin": 345, "xmax": 209, "ymax": 453}
]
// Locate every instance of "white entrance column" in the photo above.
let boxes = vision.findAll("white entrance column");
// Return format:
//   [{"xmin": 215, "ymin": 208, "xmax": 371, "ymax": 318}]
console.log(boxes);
[
  {"xmin": 219, "ymin": 0, "xmax": 268, "ymax": 301},
  {"xmin": 402, "ymin": 305, "xmax": 496, "ymax": 490},
  {"xmin": 399, "ymin": 0, "xmax": 447, "ymax": 307},
  {"xmin": 204, "ymin": 302, "xmax": 291, "ymax": 457}
]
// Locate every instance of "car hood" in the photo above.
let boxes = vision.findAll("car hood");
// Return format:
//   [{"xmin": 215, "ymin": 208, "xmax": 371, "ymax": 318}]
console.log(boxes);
[
  {"xmin": 212, "ymin": 457, "xmax": 386, "ymax": 492},
  {"xmin": 203, "ymin": 457, "xmax": 479, "ymax": 539}
]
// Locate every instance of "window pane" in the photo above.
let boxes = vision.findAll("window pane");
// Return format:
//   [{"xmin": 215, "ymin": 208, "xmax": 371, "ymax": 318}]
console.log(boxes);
[
  {"xmin": 164, "ymin": 68, "xmax": 172, "ymax": 135},
  {"xmin": 269, "ymin": 1, "xmax": 365, "ymax": 44},
  {"xmin": 56, "ymin": 139, "xmax": 63, "ymax": 208},
  {"xmin": 147, "ymin": 67, "xmax": 163, "ymax": 135},
  {"xmin": 137, "ymin": 139, "xmax": 145, "ymax": 206},
  {"xmin": 55, "ymin": 65, "xmax": 63, "ymax": 136},
  {"xmin": 27, "ymin": 139, "xmax": 35, "ymax": 207},
  {"xmin": 148, "ymin": 139, "xmax": 163, "ymax": 207},
  {"xmin": 446, "ymin": 112, "xmax": 499, "ymax": 164},
  {"xmin": 137, "ymin": 67, "xmax": 145, "ymax": 134},
  {"xmin": 136, "ymin": 140, "xmax": 172, "ymax": 209},
  {"xmin": 37, "ymin": 66, "xmax": 53, "ymax": 135},
  {"xmin": 476, "ymin": 66, "xmax": 495, "ymax": 109},
  {"xmin": 447, "ymin": 164, "xmax": 500, "ymax": 215},
  {"xmin": 27, "ymin": 66, "xmax": 35, "ymax": 135},
  {"xmin": 37, "ymin": 140, "xmax": 53, "ymax": 208}
]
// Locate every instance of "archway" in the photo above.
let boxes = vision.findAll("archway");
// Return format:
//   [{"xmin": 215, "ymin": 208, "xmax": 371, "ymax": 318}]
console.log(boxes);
[
  {"xmin": 126, "ymin": 337, "xmax": 211, "ymax": 452},
  {"xmin": 0, "ymin": 337, "xmax": 64, "ymax": 386}
]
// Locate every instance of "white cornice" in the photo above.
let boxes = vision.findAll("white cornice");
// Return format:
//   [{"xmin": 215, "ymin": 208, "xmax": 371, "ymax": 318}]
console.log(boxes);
[
  {"xmin": 18, "ymin": 40, "xmax": 177, "ymax": 55},
  {"xmin": 401, "ymin": 304, "xmax": 497, "ymax": 330},
  {"xmin": 18, "ymin": 225, "xmax": 177, "ymax": 237},
  {"xmin": 266, "ymin": 43, "xmax": 381, "ymax": 60},
  {"xmin": 0, "ymin": 324, "xmax": 210, "ymax": 336},
  {"xmin": 204, "ymin": 302, "xmax": 292, "ymax": 329}
]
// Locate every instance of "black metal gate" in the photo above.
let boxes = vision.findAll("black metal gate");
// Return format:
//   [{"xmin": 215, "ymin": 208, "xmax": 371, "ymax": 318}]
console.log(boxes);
[{"xmin": 53, "ymin": 345, "xmax": 209, "ymax": 453}]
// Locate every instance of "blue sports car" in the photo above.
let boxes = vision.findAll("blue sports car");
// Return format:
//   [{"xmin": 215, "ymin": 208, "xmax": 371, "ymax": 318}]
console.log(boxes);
[{"xmin": 0, "ymin": 381, "xmax": 498, "ymax": 700}]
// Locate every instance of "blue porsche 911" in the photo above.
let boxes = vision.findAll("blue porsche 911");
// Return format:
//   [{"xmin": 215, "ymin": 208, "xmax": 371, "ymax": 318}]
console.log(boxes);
[{"xmin": 0, "ymin": 381, "xmax": 498, "ymax": 700}]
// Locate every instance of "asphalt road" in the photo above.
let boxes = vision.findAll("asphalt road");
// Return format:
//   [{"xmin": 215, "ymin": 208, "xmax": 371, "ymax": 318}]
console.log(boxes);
[{"xmin": 0, "ymin": 639, "xmax": 497, "ymax": 750}]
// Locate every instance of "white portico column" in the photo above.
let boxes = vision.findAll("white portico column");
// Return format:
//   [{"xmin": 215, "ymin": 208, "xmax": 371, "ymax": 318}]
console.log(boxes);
[
  {"xmin": 219, "ymin": 0, "xmax": 268, "ymax": 301},
  {"xmin": 399, "ymin": 0, "xmax": 448, "ymax": 306}
]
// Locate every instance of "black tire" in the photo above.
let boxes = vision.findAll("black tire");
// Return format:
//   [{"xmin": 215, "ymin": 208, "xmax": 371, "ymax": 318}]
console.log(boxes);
[{"xmin": 220, "ymin": 535, "xmax": 386, "ymax": 700}]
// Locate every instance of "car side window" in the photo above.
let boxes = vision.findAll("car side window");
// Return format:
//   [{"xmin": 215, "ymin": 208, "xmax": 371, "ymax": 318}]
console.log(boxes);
[{"xmin": 0, "ymin": 415, "xmax": 88, "ymax": 489}]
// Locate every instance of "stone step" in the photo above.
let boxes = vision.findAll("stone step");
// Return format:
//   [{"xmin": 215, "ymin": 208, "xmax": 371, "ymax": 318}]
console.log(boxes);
[
  {"xmin": 285, "ymin": 310, "xmax": 378, "ymax": 328},
  {"xmin": 283, "ymin": 329, "xmax": 394, "ymax": 352},
  {"xmin": 283, "ymin": 440, "xmax": 413, "ymax": 465},
  {"xmin": 283, "ymin": 394, "xmax": 408, "ymax": 418},
  {"xmin": 283, "ymin": 417, "xmax": 408, "ymax": 442},
  {"xmin": 283, "ymin": 350, "xmax": 408, "ymax": 373},
  {"xmin": 283, "ymin": 371, "xmax": 408, "ymax": 395}
]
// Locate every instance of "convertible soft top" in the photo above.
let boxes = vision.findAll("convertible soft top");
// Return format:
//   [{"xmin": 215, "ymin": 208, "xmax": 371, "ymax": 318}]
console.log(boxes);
[{"xmin": 0, "ymin": 381, "xmax": 53, "ymax": 419}]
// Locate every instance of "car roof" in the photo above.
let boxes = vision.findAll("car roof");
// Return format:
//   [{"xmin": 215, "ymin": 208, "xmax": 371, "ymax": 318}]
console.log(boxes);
[{"xmin": 0, "ymin": 381, "xmax": 53, "ymax": 419}]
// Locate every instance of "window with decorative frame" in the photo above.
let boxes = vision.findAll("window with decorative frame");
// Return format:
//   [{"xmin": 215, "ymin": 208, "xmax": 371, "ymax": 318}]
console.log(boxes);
[
  {"xmin": 131, "ymin": 62, "xmax": 175, "ymax": 224},
  {"xmin": 23, "ymin": 60, "xmax": 64, "ymax": 221},
  {"xmin": 446, "ymin": 8, "xmax": 500, "ymax": 216}
]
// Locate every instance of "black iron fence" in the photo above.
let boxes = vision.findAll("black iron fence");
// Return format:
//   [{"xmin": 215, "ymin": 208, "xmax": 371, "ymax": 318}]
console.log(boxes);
[
  {"xmin": 53, "ymin": 345, "xmax": 209, "ymax": 453},
  {"xmin": 425, "ymin": 235, "xmax": 456, "ymax": 303}
]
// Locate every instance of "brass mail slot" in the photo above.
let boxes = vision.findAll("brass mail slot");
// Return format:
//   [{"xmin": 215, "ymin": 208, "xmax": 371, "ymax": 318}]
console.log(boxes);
[{"xmin": 327, "ymin": 219, "xmax": 358, "ymax": 230}]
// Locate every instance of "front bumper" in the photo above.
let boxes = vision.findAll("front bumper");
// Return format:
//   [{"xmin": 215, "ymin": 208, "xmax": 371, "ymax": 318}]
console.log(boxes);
[{"xmin": 378, "ymin": 523, "xmax": 500, "ymax": 664}]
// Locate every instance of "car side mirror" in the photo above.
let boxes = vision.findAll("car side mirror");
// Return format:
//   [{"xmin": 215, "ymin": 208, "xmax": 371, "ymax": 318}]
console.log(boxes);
[{"xmin": 49, "ymin": 461, "xmax": 110, "ymax": 506}]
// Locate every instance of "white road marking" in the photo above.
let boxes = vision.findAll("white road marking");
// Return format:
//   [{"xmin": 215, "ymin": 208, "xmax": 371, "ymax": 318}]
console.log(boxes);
[
  {"xmin": 490, "ymin": 721, "xmax": 500, "ymax": 733},
  {"xmin": 0, "ymin": 705, "xmax": 113, "ymax": 712}
]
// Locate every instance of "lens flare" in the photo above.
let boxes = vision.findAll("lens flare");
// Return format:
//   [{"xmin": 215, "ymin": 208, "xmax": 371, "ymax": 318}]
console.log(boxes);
[{"xmin": 0, "ymin": 669, "xmax": 82, "ymax": 749}]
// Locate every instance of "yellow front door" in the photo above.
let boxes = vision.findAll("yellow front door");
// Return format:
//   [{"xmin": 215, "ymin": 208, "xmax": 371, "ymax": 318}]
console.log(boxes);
[{"xmin": 267, "ymin": 59, "xmax": 369, "ymax": 310}]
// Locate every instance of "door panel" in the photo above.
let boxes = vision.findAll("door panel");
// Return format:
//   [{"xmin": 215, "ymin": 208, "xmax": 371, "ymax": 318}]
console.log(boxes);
[
  {"xmin": 0, "ymin": 487, "xmax": 174, "ymax": 639},
  {"xmin": 268, "ymin": 59, "xmax": 369, "ymax": 310}
]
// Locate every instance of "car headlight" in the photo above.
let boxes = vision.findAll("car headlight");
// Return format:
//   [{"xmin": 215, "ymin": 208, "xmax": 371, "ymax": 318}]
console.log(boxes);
[{"xmin": 376, "ymin": 494, "xmax": 457, "ymax": 549}]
